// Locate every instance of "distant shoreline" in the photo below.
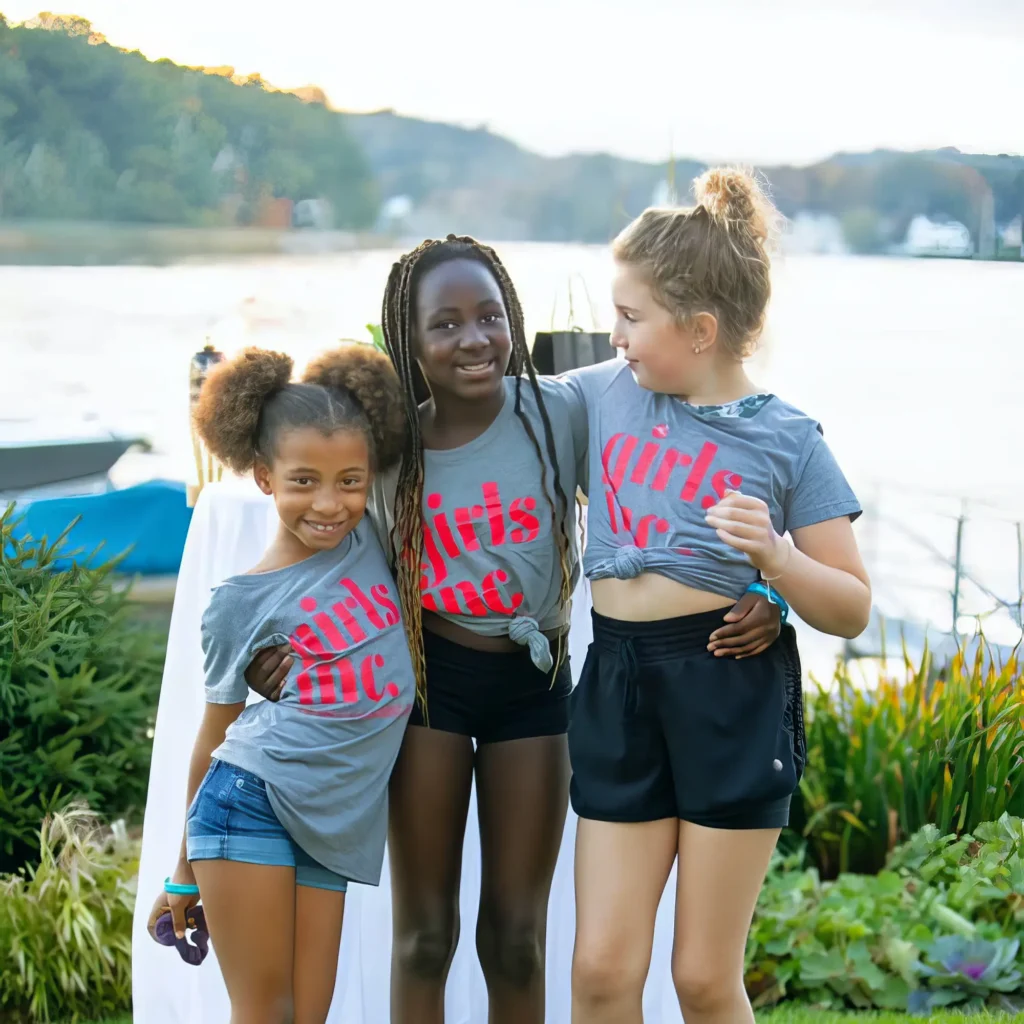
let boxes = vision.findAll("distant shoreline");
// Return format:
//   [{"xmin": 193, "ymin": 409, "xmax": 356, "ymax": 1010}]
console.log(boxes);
[
  {"xmin": 0, "ymin": 221, "xmax": 395, "ymax": 267},
  {"xmin": 1, "ymin": 221, "xmax": 1018, "ymax": 267}
]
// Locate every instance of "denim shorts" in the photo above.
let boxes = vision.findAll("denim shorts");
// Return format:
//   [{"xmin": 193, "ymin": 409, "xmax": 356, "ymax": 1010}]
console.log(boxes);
[{"xmin": 186, "ymin": 759, "xmax": 348, "ymax": 892}]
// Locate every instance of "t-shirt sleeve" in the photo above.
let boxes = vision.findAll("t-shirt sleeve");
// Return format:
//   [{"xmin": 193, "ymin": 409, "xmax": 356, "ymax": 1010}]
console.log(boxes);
[
  {"xmin": 367, "ymin": 467, "xmax": 398, "ymax": 568},
  {"xmin": 546, "ymin": 374, "xmax": 590, "ymax": 496},
  {"xmin": 785, "ymin": 427, "xmax": 862, "ymax": 533},
  {"xmin": 200, "ymin": 592, "xmax": 249, "ymax": 705}
]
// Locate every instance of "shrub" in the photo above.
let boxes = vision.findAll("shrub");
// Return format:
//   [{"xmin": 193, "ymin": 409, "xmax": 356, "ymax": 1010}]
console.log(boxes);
[
  {"xmin": 791, "ymin": 643, "xmax": 1024, "ymax": 878},
  {"xmin": 0, "ymin": 503, "xmax": 165, "ymax": 873},
  {"xmin": 747, "ymin": 815, "xmax": 1024, "ymax": 1014},
  {"xmin": 0, "ymin": 805, "xmax": 137, "ymax": 1023}
]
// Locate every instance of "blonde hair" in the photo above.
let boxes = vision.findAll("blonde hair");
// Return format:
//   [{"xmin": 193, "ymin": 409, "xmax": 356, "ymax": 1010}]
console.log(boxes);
[{"xmin": 612, "ymin": 167, "xmax": 781, "ymax": 358}]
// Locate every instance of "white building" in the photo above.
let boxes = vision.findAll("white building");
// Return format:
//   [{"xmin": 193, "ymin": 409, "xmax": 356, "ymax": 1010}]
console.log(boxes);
[{"xmin": 903, "ymin": 215, "xmax": 973, "ymax": 258}]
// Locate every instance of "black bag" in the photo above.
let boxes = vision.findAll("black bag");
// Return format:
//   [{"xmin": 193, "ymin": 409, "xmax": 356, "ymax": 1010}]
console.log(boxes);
[{"xmin": 532, "ymin": 330, "xmax": 614, "ymax": 375}]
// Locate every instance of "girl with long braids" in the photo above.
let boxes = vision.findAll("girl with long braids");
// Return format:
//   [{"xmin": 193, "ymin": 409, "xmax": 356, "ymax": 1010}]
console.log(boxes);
[
  {"xmin": 378, "ymin": 236, "xmax": 584, "ymax": 1024},
  {"xmin": 247, "ymin": 235, "xmax": 784, "ymax": 1024}
]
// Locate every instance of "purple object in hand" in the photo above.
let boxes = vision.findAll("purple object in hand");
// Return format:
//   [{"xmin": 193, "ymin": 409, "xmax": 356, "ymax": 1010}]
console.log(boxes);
[{"xmin": 153, "ymin": 905, "xmax": 210, "ymax": 966}]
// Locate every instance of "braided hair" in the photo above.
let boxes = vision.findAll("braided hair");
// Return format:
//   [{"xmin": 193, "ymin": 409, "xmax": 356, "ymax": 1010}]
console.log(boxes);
[{"xmin": 381, "ymin": 235, "xmax": 574, "ymax": 712}]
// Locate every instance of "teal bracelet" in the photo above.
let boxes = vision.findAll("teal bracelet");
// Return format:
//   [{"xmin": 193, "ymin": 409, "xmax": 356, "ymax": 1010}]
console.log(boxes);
[
  {"xmin": 745, "ymin": 581, "xmax": 789, "ymax": 625},
  {"xmin": 165, "ymin": 877, "xmax": 200, "ymax": 896}
]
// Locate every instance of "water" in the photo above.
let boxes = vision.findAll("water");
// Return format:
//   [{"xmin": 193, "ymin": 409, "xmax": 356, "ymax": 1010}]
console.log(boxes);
[{"xmin": 2, "ymin": 246, "xmax": 1021, "ymax": 670}]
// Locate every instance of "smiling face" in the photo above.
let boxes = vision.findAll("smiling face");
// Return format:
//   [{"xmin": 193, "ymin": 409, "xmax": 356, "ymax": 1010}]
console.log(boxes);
[
  {"xmin": 253, "ymin": 427, "xmax": 371, "ymax": 554},
  {"xmin": 412, "ymin": 257, "xmax": 512, "ymax": 402},
  {"xmin": 611, "ymin": 260, "xmax": 718, "ymax": 395}
]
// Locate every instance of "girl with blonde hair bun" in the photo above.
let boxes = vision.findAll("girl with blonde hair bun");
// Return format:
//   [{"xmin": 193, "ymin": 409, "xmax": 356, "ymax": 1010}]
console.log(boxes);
[{"xmin": 563, "ymin": 168, "xmax": 871, "ymax": 1024}]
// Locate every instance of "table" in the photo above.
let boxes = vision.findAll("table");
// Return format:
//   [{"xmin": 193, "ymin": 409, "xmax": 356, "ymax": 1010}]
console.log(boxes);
[{"xmin": 131, "ymin": 479, "xmax": 686, "ymax": 1023}]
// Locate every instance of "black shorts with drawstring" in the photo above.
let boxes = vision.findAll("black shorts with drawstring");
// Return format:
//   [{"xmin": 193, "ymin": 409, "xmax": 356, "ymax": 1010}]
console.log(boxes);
[{"xmin": 567, "ymin": 608, "xmax": 806, "ymax": 830}]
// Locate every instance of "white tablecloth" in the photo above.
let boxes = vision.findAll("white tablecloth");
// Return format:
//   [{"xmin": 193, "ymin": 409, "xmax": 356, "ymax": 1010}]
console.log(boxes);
[{"xmin": 132, "ymin": 479, "xmax": 686, "ymax": 1023}]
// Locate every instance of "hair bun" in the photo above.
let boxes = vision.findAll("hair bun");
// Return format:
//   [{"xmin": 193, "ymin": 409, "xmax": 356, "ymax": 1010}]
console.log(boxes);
[
  {"xmin": 302, "ymin": 343, "xmax": 407, "ymax": 471},
  {"xmin": 192, "ymin": 347, "xmax": 293, "ymax": 473},
  {"xmin": 694, "ymin": 167, "xmax": 773, "ymax": 244}
]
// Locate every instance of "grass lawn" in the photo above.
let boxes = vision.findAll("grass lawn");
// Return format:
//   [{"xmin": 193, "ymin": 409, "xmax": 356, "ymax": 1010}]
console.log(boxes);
[
  {"xmin": 86, "ymin": 1012, "xmax": 1024, "ymax": 1024},
  {"xmin": 758, "ymin": 1012, "xmax": 1024, "ymax": 1022}
]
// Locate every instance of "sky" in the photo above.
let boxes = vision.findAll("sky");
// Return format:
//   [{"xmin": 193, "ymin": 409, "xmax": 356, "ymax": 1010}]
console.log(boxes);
[{"xmin": 3, "ymin": 0, "xmax": 1022, "ymax": 166}]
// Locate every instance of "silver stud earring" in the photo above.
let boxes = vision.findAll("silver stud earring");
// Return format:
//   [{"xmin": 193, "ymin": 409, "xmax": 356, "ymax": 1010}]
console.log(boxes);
[{"xmin": 693, "ymin": 345, "xmax": 703, "ymax": 355}]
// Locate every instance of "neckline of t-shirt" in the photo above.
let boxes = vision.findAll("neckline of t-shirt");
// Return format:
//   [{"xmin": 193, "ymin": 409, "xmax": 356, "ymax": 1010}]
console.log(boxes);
[
  {"xmin": 675, "ymin": 392, "xmax": 777, "ymax": 418},
  {"xmin": 422, "ymin": 379, "xmax": 514, "ymax": 462},
  {"xmin": 222, "ymin": 530, "xmax": 354, "ymax": 585}
]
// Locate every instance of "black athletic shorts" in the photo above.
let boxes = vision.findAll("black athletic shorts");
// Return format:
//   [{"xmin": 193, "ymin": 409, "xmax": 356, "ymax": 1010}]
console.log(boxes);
[
  {"xmin": 568, "ymin": 608, "xmax": 806, "ymax": 830},
  {"xmin": 409, "ymin": 628, "xmax": 572, "ymax": 743}
]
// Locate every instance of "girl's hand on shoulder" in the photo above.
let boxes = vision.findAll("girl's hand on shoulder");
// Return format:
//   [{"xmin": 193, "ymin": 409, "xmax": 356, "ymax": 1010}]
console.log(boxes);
[
  {"xmin": 707, "ymin": 590, "xmax": 781, "ymax": 659},
  {"xmin": 705, "ymin": 491, "xmax": 791, "ymax": 579},
  {"xmin": 244, "ymin": 644, "xmax": 293, "ymax": 702},
  {"xmin": 147, "ymin": 860, "xmax": 200, "ymax": 941}
]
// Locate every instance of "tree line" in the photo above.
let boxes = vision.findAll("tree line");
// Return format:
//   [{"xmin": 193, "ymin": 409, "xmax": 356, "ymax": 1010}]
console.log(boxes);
[
  {"xmin": 1, "ymin": 13, "xmax": 1021, "ymax": 250},
  {"xmin": 0, "ymin": 13, "xmax": 377, "ymax": 227}
]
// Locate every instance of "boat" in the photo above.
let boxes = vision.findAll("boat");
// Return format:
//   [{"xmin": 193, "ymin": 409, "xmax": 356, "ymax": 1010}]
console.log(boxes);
[
  {"xmin": 0, "ymin": 422, "xmax": 150, "ymax": 498},
  {"xmin": 2, "ymin": 423, "xmax": 189, "ymax": 606}
]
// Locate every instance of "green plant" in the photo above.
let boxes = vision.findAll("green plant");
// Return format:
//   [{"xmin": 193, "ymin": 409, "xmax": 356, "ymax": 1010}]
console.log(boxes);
[
  {"xmin": 366, "ymin": 323, "xmax": 386, "ymax": 354},
  {"xmin": 0, "ymin": 504, "xmax": 165, "ymax": 873},
  {"xmin": 909, "ymin": 937, "xmax": 1022, "ymax": 1014},
  {"xmin": 747, "ymin": 816, "xmax": 1024, "ymax": 1013},
  {"xmin": 0, "ymin": 805, "xmax": 138, "ymax": 1023},
  {"xmin": 758, "ymin": 1011, "xmax": 1024, "ymax": 1022},
  {"xmin": 792, "ymin": 643, "xmax": 1024, "ymax": 878}
]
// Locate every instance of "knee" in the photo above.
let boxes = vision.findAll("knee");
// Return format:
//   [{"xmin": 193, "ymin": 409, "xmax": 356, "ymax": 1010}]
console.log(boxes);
[
  {"xmin": 235, "ymin": 993, "xmax": 294, "ymax": 1024},
  {"xmin": 672, "ymin": 954, "xmax": 740, "ymax": 1014},
  {"xmin": 477, "ymin": 915, "xmax": 545, "ymax": 989},
  {"xmin": 572, "ymin": 941, "xmax": 646, "ymax": 1006},
  {"xmin": 394, "ymin": 915, "xmax": 459, "ymax": 981}
]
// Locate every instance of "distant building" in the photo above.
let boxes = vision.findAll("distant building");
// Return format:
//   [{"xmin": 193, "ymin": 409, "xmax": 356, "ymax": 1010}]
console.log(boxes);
[
  {"xmin": 903, "ymin": 216, "xmax": 973, "ymax": 258},
  {"xmin": 784, "ymin": 212, "xmax": 849, "ymax": 255},
  {"xmin": 651, "ymin": 180, "xmax": 679, "ymax": 207},
  {"xmin": 999, "ymin": 216, "xmax": 1022, "ymax": 251},
  {"xmin": 376, "ymin": 195, "xmax": 414, "ymax": 234},
  {"xmin": 293, "ymin": 198, "xmax": 333, "ymax": 230}
]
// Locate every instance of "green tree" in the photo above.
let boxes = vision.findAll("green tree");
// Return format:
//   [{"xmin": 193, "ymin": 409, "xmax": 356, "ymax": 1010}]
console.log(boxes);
[
  {"xmin": 841, "ymin": 207, "xmax": 884, "ymax": 254},
  {"xmin": 0, "ymin": 13, "xmax": 377, "ymax": 227}
]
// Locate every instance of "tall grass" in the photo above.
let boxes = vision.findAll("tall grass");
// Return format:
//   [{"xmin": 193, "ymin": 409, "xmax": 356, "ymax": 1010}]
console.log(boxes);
[
  {"xmin": 0, "ymin": 806, "xmax": 137, "ymax": 1023},
  {"xmin": 793, "ymin": 641, "xmax": 1024, "ymax": 878}
]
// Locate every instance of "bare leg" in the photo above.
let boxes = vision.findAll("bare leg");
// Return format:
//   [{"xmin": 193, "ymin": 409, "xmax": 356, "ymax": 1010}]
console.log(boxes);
[
  {"xmin": 475, "ymin": 734, "xmax": 570, "ymax": 1024},
  {"xmin": 671, "ymin": 822, "xmax": 780, "ymax": 1024},
  {"xmin": 192, "ymin": 860, "xmax": 296, "ymax": 1024},
  {"xmin": 293, "ymin": 885, "xmax": 346, "ymax": 1024},
  {"xmin": 570, "ymin": 817, "xmax": 678, "ymax": 1024},
  {"xmin": 388, "ymin": 725, "xmax": 475, "ymax": 1024}
]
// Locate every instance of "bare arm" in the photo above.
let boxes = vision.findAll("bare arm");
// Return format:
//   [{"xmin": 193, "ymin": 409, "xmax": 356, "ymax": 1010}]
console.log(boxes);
[
  {"xmin": 772, "ymin": 517, "xmax": 871, "ymax": 639},
  {"xmin": 171, "ymin": 702, "xmax": 247, "ymax": 877},
  {"xmin": 706, "ymin": 493, "xmax": 871, "ymax": 640},
  {"xmin": 147, "ymin": 700, "xmax": 246, "ymax": 939}
]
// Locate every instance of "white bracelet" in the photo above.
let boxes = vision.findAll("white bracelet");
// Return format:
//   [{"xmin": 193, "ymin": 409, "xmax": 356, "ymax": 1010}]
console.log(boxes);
[{"xmin": 760, "ymin": 538, "xmax": 792, "ymax": 583}]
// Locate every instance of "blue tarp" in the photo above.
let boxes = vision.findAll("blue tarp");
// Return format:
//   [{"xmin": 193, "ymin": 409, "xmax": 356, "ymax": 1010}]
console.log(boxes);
[{"xmin": 10, "ymin": 479, "xmax": 192, "ymax": 576}]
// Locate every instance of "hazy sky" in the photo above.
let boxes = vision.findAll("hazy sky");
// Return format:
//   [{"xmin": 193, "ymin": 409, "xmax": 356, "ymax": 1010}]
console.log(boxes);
[{"xmin": 4, "ymin": 0, "xmax": 1022, "ymax": 165}]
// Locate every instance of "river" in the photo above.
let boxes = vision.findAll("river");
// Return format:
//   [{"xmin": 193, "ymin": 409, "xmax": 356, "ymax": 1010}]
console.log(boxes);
[{"xmin": 2, "ymin": 246, "xmax": 1021, "ymax": 669}]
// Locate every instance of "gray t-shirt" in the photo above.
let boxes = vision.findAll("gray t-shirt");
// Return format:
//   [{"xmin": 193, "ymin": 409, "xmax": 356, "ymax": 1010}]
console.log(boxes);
[
  {"xmin": 563, "ymin": 359, "xmax": 861, "ymax": 599},
  {"xmin": 202, "ymin": 518, "xmax": 414, "ymax": 885},
  {"xmin": 369, "ymin": 375, "xmax": 588, "ymax": 671}
]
